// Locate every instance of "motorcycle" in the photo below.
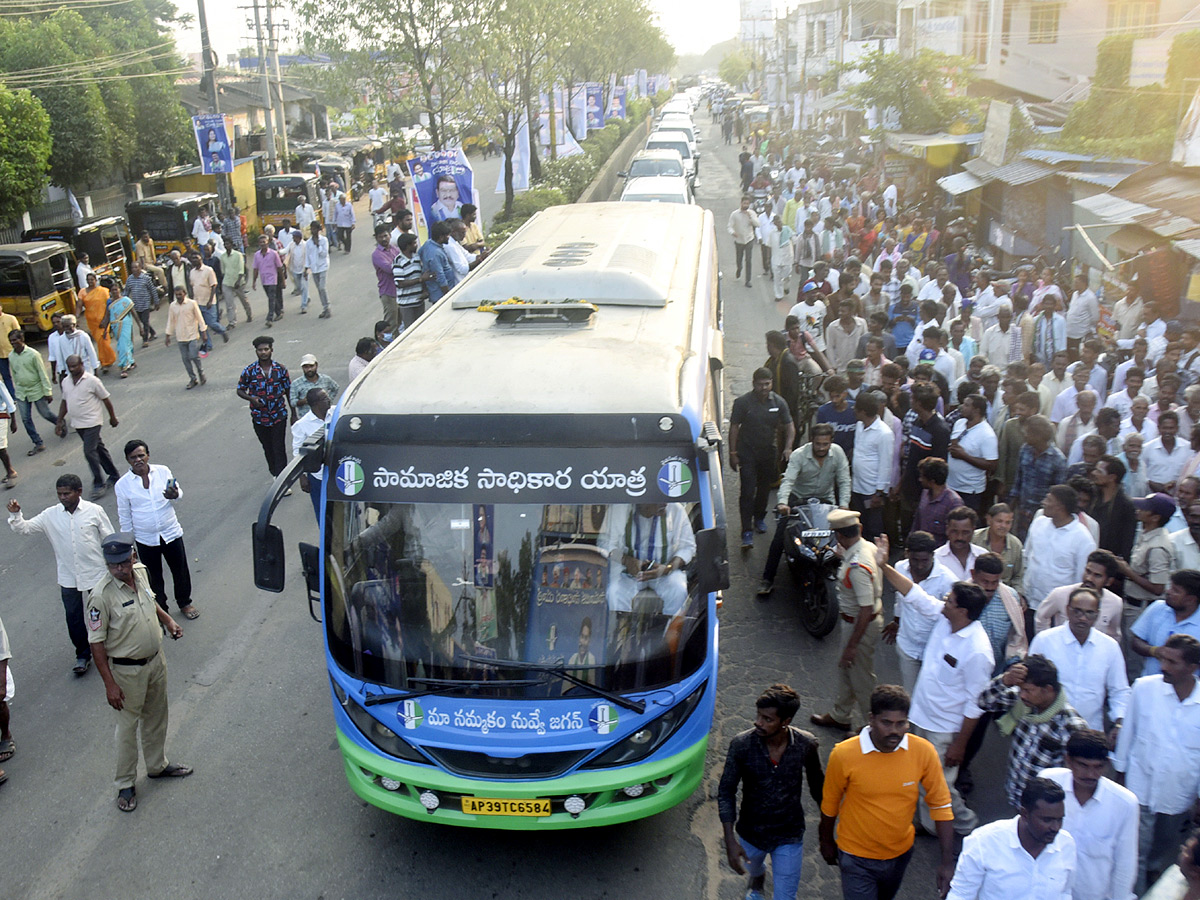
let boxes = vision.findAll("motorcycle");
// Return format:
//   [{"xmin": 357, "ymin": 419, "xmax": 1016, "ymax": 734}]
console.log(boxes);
[{"xmin": 781, "ymin": 499, "xmax": 841, "ymax": 638}]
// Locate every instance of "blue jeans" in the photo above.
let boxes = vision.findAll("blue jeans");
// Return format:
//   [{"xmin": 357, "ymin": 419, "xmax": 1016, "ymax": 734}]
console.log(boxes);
[
  {"xmin": 837, "ymin": 848, "xmax": 912, "ymax": 900},
  {"xmin": 292, "ymin": 271, "xmax": 309, "ymax": 309},
  {"xmin": 310, "ymin": 270, "xmax": 329, "ymax": 311},
  {"xmin": 738, "ymin": 837, "xmax": 804, "ymax": 900},
  {"xmin": 200, "ymin": 303, "xmax": 225, "ymax": 350},
  {"xmin": 16, "ymin": 396, "xmax": 57, "ymax": 447}
]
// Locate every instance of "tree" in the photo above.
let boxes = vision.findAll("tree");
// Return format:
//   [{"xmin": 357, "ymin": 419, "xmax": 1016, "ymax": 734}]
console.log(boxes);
[
  {"xmin": 0, "ymin": 84, "xmax": 51, "ymax": 223},
  {"xmin": 294, "ymin": 0, "xmax": 482, "ymax": 150},
  {"xmin": 837, "ymin": 48, "xmax": 978, "ymax": 134},
  {"xmin": 718, "ymin": 50, "xmax": 751, "ymax": 89}
]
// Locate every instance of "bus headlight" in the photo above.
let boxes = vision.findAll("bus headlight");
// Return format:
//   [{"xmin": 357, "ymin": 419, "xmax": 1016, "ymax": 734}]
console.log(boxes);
[
  {"xmin": 342, "ymin": 695, "xmax": 429, "ymax": 764},
  {"xmin": 583, "ymin": 682, "xmax": 706, "ymax": 768}
]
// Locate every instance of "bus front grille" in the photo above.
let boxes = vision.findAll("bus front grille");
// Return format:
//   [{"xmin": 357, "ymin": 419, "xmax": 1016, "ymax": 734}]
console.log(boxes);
[{"xmin": 421, "ymin": 747, "xmax": 591, "ymax": 780}]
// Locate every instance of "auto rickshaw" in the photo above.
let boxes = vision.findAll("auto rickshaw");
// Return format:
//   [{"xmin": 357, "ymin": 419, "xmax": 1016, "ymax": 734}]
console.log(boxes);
[
  {"xmin": 22, "ymin": 215, "xmax": 135, "ymax": 285},
  {"xmin": 125, "ymin": 192, "xmax": 219, "ymax": 261},
  {"xmin": 0, "ymin": 242, "xmax": 77, "ymax": 334},
  {"xmin": 256, "ymin": 173, "xmax": 322, "ymax": 232},
  {"xmin": 299, "ymin": 155, "xmax": 353, "ymax": 197}
]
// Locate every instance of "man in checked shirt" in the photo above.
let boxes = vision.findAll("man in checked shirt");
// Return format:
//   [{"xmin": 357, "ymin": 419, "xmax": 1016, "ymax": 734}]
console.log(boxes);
[{"xmin": 975, "ymin": 654, "xmax": 1088, "ymax": 810}]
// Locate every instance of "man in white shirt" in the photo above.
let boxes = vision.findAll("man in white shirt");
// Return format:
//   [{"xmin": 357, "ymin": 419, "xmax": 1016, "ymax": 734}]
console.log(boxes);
[
  {"xmin": 1023, "ymin": 485, "xmax": 1097, "ymax": 612},
  {"xmin": 115, "ymin": 440, "xmax": 197, "ymax": 621},
  {"xmin": 367, "ymin": 179, "xmax": 388, "ymax": 222},
  {"xmin": 286, "ymin": 229, "xmax": 308, "ymax": 312},
  {"xmin": 1052, "ymin": 367, "xmax": 1095, "ymax": 424},
  {"xmin": 305, "ymin": 222, "xmax": 331, "ymax": 318},
  {"xmin": 850, "ymin": 391, "xmax": 893, "ymax": 540},
  {"xmin": 948, "ymin": 395, "xmax": 998, "ymax": 512},
  {"xmin": 1038, "ymin": 352, "xmax": 1071, "ymax": 417},
  {"xmin": 599, "ymin": 502, "xmax": 695, "ymax": 617},
  {"xmin": 1172, "ymin": 499, "xmax": 1200, "ymax": 569},
  {"xmin": 1028, "ymin": 587, "xmax": 1129, "ymax": 734},
  {"xmin": 789, "ymin": 283, "xmax": 827, "ymax": 351},
  {"xmin": 728, "ymin": 195, "xmax": 758, "ymax": 287},
  {"xmin": 884, "ymin": 530, "xmax": 957, "ymax": 693},
  {"xmin": 1112, "ymin": 633, "xmax": 1200, "ymax": 894},
  {"xmin": 877, "ymin": 541, "xmax": 994, "ymax": 836},
  {"xmin": 75, "ymin": 252, "xmax": 94, "ymax": 291},
  {"xmin": 1105, "ymin": 366, "xmax": 1146, "ymax": 419},
  {"xmin": 918, "ymin": 266, "xmax": 961, "ymax": 304},
  {"xmin": 1066, "ymin": 339, "xmax": 1109, "ymax": 398},
  {"xmin": 1034, "ymin": 550, "xmax": 1125, "ymax": 641},
  {"xmin": 1064, "ymin": 275, "xmax": 1099, "ymax": 358},
  {"xmin": 1144, "ymin": 411, "xmax": 1191, "ymax": 492},
  {"xmin": 292, "ymin": 388, "xmax": 331, "ymax": 523},
  {"xmin": 981, "ymin": 306, "xmax": 1020, "ymax": 367},
  {"xmin": 1039, "ymin": 730, "xmax": 1138, "ymax": 900},
  {"xmin": 293, "ymin": 196, "xmax": 316, "ymax": 230},
  {"xmin": 7, "ymin": 473, "xmax": 113, "ymax": 675},
  {"xmin": 946, "ymin": 777, "xmax": 1076, "ymax": 900},
  {"xmin": 934, "ymin": 506, "xmax": 986, "ymax": 581}
]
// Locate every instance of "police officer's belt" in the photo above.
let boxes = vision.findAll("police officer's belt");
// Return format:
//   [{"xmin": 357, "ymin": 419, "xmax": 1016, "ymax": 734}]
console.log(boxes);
[{"xmin": 111, "ymin": 651, "xmax": 158, "ymax": 666}]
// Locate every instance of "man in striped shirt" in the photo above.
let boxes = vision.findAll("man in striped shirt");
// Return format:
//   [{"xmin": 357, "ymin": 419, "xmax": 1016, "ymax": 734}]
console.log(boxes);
[{"xmin": 392, "ymin": 233, "xmax": 431, "ymax": 331}]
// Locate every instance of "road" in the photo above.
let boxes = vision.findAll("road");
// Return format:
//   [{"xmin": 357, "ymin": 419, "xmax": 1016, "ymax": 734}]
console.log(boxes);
[{"xmin": 0, "ymin": 120, "xmax": 1013, "ymax": 900}]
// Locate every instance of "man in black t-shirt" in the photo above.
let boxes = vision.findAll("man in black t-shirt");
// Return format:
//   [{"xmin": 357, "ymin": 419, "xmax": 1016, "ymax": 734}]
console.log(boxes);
[{"xmin": 730, "ymin": 368, "xmax": 795, "ymax": 549}]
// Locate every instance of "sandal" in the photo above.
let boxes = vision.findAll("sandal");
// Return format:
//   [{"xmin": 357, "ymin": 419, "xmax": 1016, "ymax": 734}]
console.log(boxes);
[
  {"xmin": 180, "ymin": 605, "xmax": 200, "ymax": 620},
  {"xmin": 148, "ymin": 763, "xmax": 193, "ymax": 779},
  {"xmin": 0, "ymin": 738, "xmax": 13, "ymax": 762},
  {"xmin": 27, "ymin": 445, "xmax": 45, "ymax": 456},
  {"xmin": 116, "ymin": 787, "xmax": 136, "ymax": 811}
]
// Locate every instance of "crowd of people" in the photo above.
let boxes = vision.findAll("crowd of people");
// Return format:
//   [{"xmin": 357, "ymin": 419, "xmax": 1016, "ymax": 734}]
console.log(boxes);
[{"xmin": 721, "ymin": 120, "xmax": 1200, "ymax": 900}]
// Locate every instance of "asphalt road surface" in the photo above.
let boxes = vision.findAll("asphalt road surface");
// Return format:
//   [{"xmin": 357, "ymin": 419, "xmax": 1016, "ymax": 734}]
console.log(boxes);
[{"xmin": 0, "ymin": 125, "xmax": 1012, "ymax": 900}]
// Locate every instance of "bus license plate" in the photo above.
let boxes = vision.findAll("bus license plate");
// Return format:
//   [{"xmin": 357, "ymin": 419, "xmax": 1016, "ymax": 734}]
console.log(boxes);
[{"xmin": 462, "ymin": 797, "xmax": 551, "ymax": 817}]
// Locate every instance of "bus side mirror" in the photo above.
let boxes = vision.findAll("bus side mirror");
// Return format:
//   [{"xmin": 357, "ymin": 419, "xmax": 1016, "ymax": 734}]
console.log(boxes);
[
  {"xmin": 695, "ymin": 527, "xmax": 729, "ymax": 593},
  {"xmin": 253, "ymin": 522, "xmax": 286, "ymax": 592}
]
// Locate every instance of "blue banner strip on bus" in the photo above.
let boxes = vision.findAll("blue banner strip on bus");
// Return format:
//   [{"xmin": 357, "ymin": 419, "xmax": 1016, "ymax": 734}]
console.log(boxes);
[{"xmin": 327, "ymin": 446, "xmax": 701, "ymax": 503}]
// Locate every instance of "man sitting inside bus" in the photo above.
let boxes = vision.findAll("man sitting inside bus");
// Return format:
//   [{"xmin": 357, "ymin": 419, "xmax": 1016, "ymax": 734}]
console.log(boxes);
[{"xmin": 600, "ymin": 502, "xmax": 695, "ymax": 617}]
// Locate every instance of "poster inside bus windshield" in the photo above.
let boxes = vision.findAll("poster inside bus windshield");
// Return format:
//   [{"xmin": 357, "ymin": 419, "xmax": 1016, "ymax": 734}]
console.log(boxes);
[{"xmin": 328, "ymin": 445, "xmax": 701, "ymax": 504}]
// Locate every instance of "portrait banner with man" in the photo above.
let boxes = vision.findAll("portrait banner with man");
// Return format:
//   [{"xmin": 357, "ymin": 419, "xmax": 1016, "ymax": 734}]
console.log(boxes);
[
  {"xmin": 406, "ymin": 148, "xmax": 477, "ymax": 233},
  {"xmin": 585, "ymin": 84, "xmax": 605, "ymax": 129},
  {"xmin": 193, "ymin": 113, "xmax": 233, "ymax": 175}
]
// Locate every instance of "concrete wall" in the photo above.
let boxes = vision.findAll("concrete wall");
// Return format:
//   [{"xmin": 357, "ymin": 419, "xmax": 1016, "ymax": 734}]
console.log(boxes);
[{"xmin": 578, "ymin": 118, "xmax": 652, "ymax": 204}]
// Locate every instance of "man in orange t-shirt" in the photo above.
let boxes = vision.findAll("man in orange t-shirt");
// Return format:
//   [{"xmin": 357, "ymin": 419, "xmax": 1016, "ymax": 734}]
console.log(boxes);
[{"xmin": 819, "ymin": 684, "xmax": 956, "ymax": 900}]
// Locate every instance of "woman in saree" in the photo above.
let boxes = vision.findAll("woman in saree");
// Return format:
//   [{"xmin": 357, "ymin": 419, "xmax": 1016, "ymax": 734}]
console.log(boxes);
[
  {"xmin": 77, "ymin": 272, "xmax": 116, "ymax": 373},
  {"xmin": 103, "ymin": 287, "xmax": 136, "ymax": 377}
]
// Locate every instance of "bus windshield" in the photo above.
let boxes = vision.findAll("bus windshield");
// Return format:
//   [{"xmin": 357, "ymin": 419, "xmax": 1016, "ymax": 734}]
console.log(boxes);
[{"xmin": 325, "ymin": 499, "xmax": 708, "ymax": 697}]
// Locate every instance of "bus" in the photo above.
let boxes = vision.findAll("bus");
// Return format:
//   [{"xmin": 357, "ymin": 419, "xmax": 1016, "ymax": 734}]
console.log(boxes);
[{"xmin": 253, "ymin": 202, "xmax": 728, "ymax": 829}]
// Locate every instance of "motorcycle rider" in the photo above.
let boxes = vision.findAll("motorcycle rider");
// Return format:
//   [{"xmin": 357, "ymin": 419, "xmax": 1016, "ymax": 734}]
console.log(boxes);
[{"xmin": 758, "ymin": 423, "xmax": 851, "ymax": 597}]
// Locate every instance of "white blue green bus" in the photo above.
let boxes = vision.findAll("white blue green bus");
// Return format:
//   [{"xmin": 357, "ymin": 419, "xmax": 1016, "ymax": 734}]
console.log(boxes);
[{"xmin": 254, "ymin": 202, "xmax": 728, "ymax": 828}]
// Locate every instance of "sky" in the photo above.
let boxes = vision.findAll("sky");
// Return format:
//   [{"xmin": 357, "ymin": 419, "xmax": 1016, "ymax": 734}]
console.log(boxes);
[{"xmin": 175, "ymin": 0, "xmax": 737, "ymax": 68}]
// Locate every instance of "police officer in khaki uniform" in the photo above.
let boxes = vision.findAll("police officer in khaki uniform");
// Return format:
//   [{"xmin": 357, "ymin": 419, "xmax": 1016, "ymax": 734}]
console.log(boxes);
[
  {"xmin": 810, "ymin": 508, "xmax": 884, "ymax": 731},
  {"xmin": 88, "ymin": 533, "xmax": 191, "ymax": 812}
]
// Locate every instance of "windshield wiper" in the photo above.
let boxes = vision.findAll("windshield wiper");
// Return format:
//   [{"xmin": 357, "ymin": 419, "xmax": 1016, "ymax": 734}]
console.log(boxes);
[
  {"xmin": 362, "ymin": 676, "xmax": 543, "ymax": 707},
  {"xmin": 461, "ymin": 654, "xmax": 647, "ymax": 714}
]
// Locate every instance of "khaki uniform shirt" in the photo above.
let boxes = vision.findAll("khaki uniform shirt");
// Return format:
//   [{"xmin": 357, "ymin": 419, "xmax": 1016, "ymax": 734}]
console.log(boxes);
[
  {"xmin": 1127, "ymin": 526, "xmax": 1174, "ymax": 605},
  {"xmin": 87, "ymin": 564, "xmax": 163, "ymax": 659},
  {"xmin": 835, "ymin": 537, "xmax": 883, "ymax": 618}
]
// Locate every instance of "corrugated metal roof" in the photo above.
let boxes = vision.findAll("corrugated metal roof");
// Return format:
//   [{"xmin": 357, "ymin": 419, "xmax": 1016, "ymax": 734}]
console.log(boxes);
[
  {"xmin": 937, "ymin": 171, "xmax": 985, "ymax": 195},
  {"xmin": 1175, "ymin": 239, "xmax": 1200, "ymax": 261},
  {"xmin": 1073, "ymin": 193, "xmax": 1154, "ymax": 221},
  {"xmin": 962, "ymin": 158, "xmax": 997, "ymax": 178},
  {"xmin": 1060, "ymin": 171, "xmax": 1127, "ymax": 188},
  {"xmin": 1111, "ymin": 166, "xmax": 1200, "ymax": 226},
  {"xmin": 1021, "ymin": 149, "xmax": 1147, "ymax": 166},
  {"xmin": 987, "ymin": 159, "xmax": 1056, "ymax": 185}
]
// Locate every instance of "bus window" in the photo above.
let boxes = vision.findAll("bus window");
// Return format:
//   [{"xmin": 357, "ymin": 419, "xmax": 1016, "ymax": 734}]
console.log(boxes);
[{"xmin": 324, "ymin": 500, "xmax": 707, "ymax": 695}]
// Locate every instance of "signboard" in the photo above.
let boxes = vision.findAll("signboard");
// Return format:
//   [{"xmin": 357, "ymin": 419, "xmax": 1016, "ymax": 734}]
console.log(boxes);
[
  {"xmin": 980, "ymin": 100, "xmax": 1012, "ymax": 168},
  {"xmin": 406, "ymin": 148, "xmax": 476, "ymax": 231},
  {"xmin": 585, "ymin": 84, "xmax": 606, "ymax": 129},
  {"xmin": 328, "ymin": 445, "xmax": 701, "ymax": 504},
  {"xmin": 1130, "ymin": 38, "xmax": 1172, "ymax": 87},
  {"xmin": 609, "ymin": 85, "xmax": 627, "ymax": 120},
  {"xmin": 192, "ymin": 113, "xmax": 232, "ymax": 175},
  {"xmin": 915, "ymin": 16, "xmax": 964, "ymax": 55}
]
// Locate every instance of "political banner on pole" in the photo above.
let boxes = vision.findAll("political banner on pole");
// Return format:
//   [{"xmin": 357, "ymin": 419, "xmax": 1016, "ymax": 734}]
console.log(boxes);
[
  {"xmin": 569, "ymin": 85, "xmax": 588, "ymax": 142},
  {"xmin": 537, "ymin": 90, "xmax": 566, "ymax": 146},
  {"xmin": 586, "ymin": 84, "xmax": 605, "ymax": 129},
  {"xmin": 609, "ymin": 85, "xmax": 627, "ymax": 120},
  {"xmin": 637, "ymin": 69, "xmax": 648, "ymax": 98},
  {"xmin": 192, "ymin": 113, "xmax": 232, "ymax": 174},
  {"xmin": 407, "ymin": 147, "xmax": 476, "ymax": 231},
  {"xmin": 494, "ymin": 112, "xmax": 531, "ymax": 195}
]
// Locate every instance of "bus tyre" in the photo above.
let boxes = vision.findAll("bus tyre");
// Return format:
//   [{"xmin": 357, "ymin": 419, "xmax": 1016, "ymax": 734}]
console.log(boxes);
[{"xmin": 797, "ymin": 574, "xmax": 839, "ymax": 639}]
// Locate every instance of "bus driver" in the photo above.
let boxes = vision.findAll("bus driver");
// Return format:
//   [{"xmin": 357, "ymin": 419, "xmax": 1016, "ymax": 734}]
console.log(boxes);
[{"xmin": 601, "ymin": 502, "xmax": 695, "ymax": 616}]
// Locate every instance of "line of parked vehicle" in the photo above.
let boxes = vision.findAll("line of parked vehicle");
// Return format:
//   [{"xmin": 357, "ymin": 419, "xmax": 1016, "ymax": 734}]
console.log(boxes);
[{"xmin": 617, "ymin": 91, "xmax": 704, "ymax": 206}]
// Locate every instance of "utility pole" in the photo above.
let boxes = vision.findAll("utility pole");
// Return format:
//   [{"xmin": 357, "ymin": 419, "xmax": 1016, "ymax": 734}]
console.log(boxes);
[
  {"xmin": 197, "ymin": 0, "xmax": 232, "ymax": 210},
  {"xmin": 250, "ymin": 0, "xmax": 278, "ymax": 172},
  {"xmin": 264, "ymin": 0, "xmax": 290, "ymax": 171}
]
